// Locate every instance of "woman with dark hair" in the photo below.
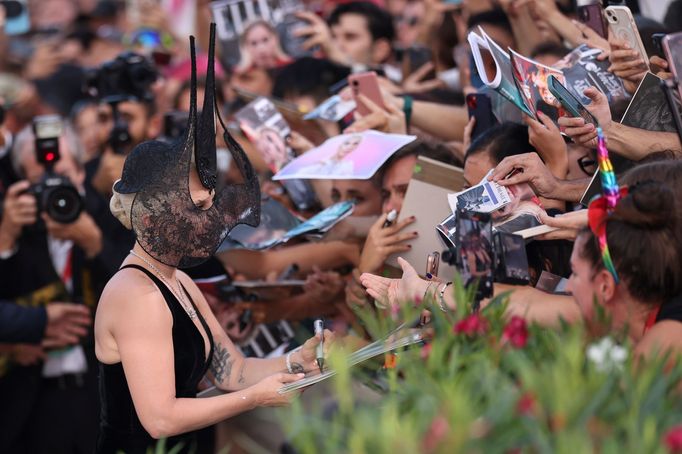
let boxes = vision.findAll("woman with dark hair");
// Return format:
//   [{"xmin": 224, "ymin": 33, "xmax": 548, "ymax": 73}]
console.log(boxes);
[{"xmin": 566, "ymin": 180, "xmax": 682, "ymax": 358}]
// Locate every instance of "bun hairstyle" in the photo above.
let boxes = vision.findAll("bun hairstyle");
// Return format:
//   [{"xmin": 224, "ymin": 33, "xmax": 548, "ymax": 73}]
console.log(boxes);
[
  {"xmin": 109, "ymin": 188, "xmax": 135, "ymax": 230},
  {"xmin": 579, "ymin": 181, "xmax": 682, "ymax": 305}
]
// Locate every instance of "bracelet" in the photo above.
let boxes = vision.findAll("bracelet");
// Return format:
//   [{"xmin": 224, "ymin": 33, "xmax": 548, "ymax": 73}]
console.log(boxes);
[
  {"xmin": 423, "ymin": 281, "xmax": 437, "ymax": 302},
  {"xmin": 285, "ymin": 346, "xmax": 302, "ymax": 374},
  {"xmin": 438, "ymin": 282, "xmax": 453, "ymax": 312},
  {"xmin": 402, "ymin": 95, "xmax": 413, "ymax": 129}
]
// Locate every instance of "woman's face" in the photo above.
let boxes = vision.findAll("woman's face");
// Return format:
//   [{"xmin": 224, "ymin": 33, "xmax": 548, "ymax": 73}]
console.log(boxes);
[
  {"xmin": 335, "ymin": 135, "xmax": 363, "ymax": 160},
  {"xmin": 331, "ymin": 179, "xmax": 382, "ymax": 217},
  {"xmin": 566, "ymin": 234, "xmax": 602, "ymax": 320},
  {"xmin": 244, "ymin": 24, "xmax": 279, "ymax": 69},
  {"xmin": 257, "ymin": 129, "xmax": 288, "ymax": 171}
]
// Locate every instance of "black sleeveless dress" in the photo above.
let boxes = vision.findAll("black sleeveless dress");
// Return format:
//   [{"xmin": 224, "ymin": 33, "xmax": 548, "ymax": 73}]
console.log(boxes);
[{"xmin": 96, "ymin": 264, "xmax": 215, "ymax": 454}]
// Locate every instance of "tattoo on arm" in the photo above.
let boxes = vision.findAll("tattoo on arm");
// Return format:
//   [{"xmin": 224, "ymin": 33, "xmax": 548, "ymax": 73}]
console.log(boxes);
[
  {"xmin": 210, "ymin": 340, "xmax": 233, "ymax": 384},
  {"xmin": 237, "ymin": 360, "xmax": 246, "ymax": 384}
]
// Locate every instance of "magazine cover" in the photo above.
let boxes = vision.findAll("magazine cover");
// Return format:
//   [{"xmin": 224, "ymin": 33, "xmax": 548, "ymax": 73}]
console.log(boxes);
[
  {"xmin": 555, "ymin": 44, "xmax": 629, "ymax": 106},
  {"xmin": 273, "ymin": 131, "xmax": 416, "ymax": 180},
  {"xmin": 509, "ymin": 49, "xmax": 566, "ymax": 122},
  {"xmin": 225, "ymin": 198, "xmax": 303, "ymax": 251},
  {"xmin": 303, "ymin": 94, "xmax": 356, "ymax": 121},
  {"xmin": 226, "ymin": 200, "xmax": 355, "ymax": 250},
  {"xmin": 235, "ymin": 97, "xmax": 294, "ymax": 173},
  {"xmin": 468, "ymin": 28, "xmax": 534, "ymax": 117}
]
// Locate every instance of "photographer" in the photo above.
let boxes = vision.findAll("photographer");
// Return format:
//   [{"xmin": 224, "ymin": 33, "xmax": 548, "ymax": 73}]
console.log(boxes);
[
  {"xmin": 82, "ymin": 53, "xmax": 161, "ymax": 287},
  {"xmin": 0, "ymin": 119, "xmax": 99, "ymax": 452}
]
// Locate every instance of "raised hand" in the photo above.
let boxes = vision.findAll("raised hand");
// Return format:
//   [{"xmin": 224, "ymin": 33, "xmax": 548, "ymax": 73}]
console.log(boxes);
[
  {"xmin": 360, "ymin": 257, "xmax": 429, "ymax": 308},
  {"xmin": 557, "ymin": 87, "xmax": 612, "ymax": 148},
  {"xmin": 358, "ymin": 213, "xmax": 417, "ymax": 274}
]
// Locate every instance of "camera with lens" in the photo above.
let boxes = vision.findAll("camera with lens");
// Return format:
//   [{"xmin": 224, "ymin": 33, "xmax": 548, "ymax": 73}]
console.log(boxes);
[
  {"xmin": 26, "ymin": 115, "xmax": 84, "ymax": 224},
  {"xmin": 86, "ymin": 52, "xmax": 158, "ymax": 154}
]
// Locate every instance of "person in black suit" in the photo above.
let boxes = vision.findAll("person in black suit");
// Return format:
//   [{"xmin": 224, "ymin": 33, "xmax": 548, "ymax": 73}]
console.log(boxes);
[{"xmin": 0, "ymin": 123, "xmax": 101, "ymax": 454}]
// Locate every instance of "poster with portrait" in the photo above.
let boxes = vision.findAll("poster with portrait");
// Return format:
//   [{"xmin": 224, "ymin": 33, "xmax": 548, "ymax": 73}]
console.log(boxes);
[
  {"xmin": 235, "ymin": 97, "xmax": 294, "ymax": 173},
  {"xmin": 273, "ymin": 131, "xmax": 416, "ymax": 180}
]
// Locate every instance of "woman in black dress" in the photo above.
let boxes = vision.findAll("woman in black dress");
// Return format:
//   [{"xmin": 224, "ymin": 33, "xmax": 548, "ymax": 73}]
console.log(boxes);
[{"xmin": 94, "ymin": 26, "xmax": 331, "ymax": 454}]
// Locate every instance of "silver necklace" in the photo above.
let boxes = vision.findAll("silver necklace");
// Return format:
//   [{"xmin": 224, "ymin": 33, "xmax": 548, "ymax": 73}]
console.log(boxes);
[{"xmin": 129, "ymin": 250, "xmax": 197, "ymax": 320}]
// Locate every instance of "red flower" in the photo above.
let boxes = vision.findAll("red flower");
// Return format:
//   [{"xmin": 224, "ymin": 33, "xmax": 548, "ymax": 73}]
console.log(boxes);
[
  {"xmin": 422, "ymin": 415, "xmax": 450, "ymax": 453},
  {"xmin": 502, "ymin": 316, "xmax": 529, "ymax": 348},
  {"xmin": 516, "ymin": 392, "xmax": 536, "ymax": 416},
  {"xmin": 665, "ymin": 425, "xmax": 682, "ymax": 453},
  {"xmin": 420, "ymin": 343, "xmax": 432, "ymax": 361},
  {"xmin": 453, "ymin": 314, "xmax": 489, "ymax": 336}
]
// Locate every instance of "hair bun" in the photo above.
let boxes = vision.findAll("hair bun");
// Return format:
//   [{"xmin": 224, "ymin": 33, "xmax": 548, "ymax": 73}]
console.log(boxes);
[{"xmin": 612, "ymin": 181, "xmax": 675, "ymax": 229}]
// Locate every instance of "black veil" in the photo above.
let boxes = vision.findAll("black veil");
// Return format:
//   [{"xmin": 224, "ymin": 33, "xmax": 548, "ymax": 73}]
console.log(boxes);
[{"xmin": 116, "ymin": 24, "xmax": 261, "ymax": 268}]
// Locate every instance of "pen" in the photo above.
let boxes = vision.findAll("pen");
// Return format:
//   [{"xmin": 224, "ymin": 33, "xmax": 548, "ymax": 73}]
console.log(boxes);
[
  {"xmin": 382, "ymin": 209, "xmax": 398, "ymax": 228},
  {"xmin": 314, "ymin": 319, "xmax": 324, "ymax": 373}
]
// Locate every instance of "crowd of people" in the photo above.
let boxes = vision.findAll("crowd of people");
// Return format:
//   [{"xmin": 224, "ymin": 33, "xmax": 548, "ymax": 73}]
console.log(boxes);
[{"xmin": 0, "ymin": 0, "xmax": 681, "ymax": 452}]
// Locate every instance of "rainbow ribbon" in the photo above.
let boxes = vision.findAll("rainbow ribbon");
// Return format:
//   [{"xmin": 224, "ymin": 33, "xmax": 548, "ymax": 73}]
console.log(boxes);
[{"xmin": 588, "ymin": 128, "xmax": 623, "ymax": 283}]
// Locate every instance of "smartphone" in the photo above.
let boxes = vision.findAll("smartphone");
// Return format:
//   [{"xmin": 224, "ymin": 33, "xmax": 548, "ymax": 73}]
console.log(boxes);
[
  {"xmin": 493, "ymin": 232, "xmax": 530, "ymax": 286},
  {"xmin": 400, "ymin": 46, "xmax": 433, "ymax": 77},
  {"xmin": 547, "ymin": 75, "xmax": 599, "ymax": 127},
  {"xmin": 455, "ymin": 210, "xmax": 494, "ymax": 303},
  {"xmin": 651, "ymin": 33, "xmax": 666, "ymax": 58},
  {"xmin": 277, "ymin": 13, "xmax": 315, "ymax": 59},
  {"xmin": 2, "ymin": 0, "xmax": 29, "ymax": 35},
  {"xmin": 425, "ymin": 252, "xmax": 440, "ymax": 278},
  {"xmin": 466, "ymin": 94, "xmax": 497, "ymax": 142},
  {"xmin": 577, "ymin": 3, "xmax": 608, "ymax": 40},
  {"xmin": 662, "ymin": 32, "xmax": 682, "ymax": 118},
  {"xmin": 605, "ymin": 6, "xmax": 649, "ymax": 68},
  {"xmin": 348, "ymin": 71, "xmax": 386, "ymax": 116}
]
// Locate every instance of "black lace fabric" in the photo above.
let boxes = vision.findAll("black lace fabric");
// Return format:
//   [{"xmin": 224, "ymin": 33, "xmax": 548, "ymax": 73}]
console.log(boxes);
[{"xmin": 126, "ymin": 25, "xmax": 260, "ymax": 268}]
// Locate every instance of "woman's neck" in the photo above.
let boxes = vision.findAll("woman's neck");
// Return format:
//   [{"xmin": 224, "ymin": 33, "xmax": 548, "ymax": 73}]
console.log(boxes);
[
  {"xmin": 612, "ymin": 291, "xmax": 658, "ymax": 343},
  {"xmin": 129, "ymin": 243, "xmax": 177, "ymax": 281}
]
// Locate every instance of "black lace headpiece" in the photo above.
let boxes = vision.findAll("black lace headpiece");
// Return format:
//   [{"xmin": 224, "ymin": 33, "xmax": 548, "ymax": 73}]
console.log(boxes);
[{"xmin": 114, "ymin": 24, "xmax": 260, "ymax": 268}]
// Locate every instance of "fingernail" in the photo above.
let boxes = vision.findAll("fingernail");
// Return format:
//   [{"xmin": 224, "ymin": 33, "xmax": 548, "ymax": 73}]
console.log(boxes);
[
  {"xmin": 425, "ymin": 273, "xmax": 433, "ymax": 280},
  {"xmin": 410, "ymin": 216, "xmax": 416, "ymax": 221},
  {"xmin": 407, "ymin": 245, "xmax": 412, "ymax": 249},
  {"xmin": 413, "ymin": 231, "xmax": 419, "ymax": 235}
]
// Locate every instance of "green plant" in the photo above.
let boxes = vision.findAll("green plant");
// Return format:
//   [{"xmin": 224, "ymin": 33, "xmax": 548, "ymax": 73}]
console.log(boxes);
[{"xmin": 282, "ymin": 281, "xmax": 682, "ymax": 454}]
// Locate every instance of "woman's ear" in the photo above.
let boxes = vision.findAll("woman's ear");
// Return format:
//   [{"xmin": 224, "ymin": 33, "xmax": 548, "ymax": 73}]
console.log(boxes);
[{"xmin": 594, "ymin": 269, "xmax": 617, "ymax": 306}]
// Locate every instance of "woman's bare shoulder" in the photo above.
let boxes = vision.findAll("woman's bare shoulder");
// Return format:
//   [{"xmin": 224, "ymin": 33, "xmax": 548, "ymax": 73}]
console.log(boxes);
[
  {"xmin": 636, "ymin": 321, "xmax": 682, "ymax": 359},
  {"xmin": 98, "ymin": 268, "xmax": 169, "ymax": 316}
]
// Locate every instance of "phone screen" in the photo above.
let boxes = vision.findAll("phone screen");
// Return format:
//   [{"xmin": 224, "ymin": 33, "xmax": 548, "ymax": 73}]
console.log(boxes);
[
  {"xmin": 548, "ymin": 75, "xmax": 598, "ymax": 126},
  {"xmin": 456, "ymin": 210, "xmax": 494, "ymax": 302}
]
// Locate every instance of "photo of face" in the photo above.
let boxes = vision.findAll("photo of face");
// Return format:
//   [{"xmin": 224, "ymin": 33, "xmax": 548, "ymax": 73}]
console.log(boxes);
[
  {"xmin": 256, "ymin": 127, "xmax": 289, "ymax": 172},
  {"xmin": 333, "ymin": 134, "xmax": 363, "ymax": 161},
  {"xmin": 243, "ymin": 22, "xmax": 283, "ymax": 69}
]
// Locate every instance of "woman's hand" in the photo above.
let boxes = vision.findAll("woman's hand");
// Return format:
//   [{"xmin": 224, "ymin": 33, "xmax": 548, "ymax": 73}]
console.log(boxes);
[
  {"xmin": 344, "ymin": 94, "xmax": 407, "ymax": 135},
  {"xmin": 358, "ymin": 213, "xmax": 417, "ymax": 274},
  {"xmin": 607, "ymin": 36, "xmax": 648, "ymax": 94},
  {"xmin": 298, "ymin": 328, "xmax": 335, "ymax": 373},
  {"xmin": 248, "ymin": 373, "xmax": 305, "ymax": 407},
  {"xmin": 287, "ymin": 131, "xmax": 315, "ymax": 155},
  {"xmin": 524, "ymin": 112, "xmax": 568, "ymax": 179},
  {"xmin": 345, "ymin": 268, "xmax": 371, "ymax": 309},
  {"xmin": 304, "ymin": 267, "xmax": 344, "ymax": 302},
  {"xmin": 536, "ymin": 209, "xmax": 588, "ymax": 241},
  {"xmin": 360, "ymin": 257, "xmax": 430, "ymax": 307}
]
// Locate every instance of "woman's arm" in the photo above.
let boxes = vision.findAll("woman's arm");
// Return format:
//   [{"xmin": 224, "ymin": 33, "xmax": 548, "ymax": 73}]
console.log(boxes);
[
  {"xmin": 180, "ymin": 274, "xmax": 328, "ymax": 390},
  {"xmin": 108, "ymin": 281, "xmax": 298, "ymax": 439},
  {"xmin": 217, "ymin": 241, "xmax": 360, "ymax": 279}
]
